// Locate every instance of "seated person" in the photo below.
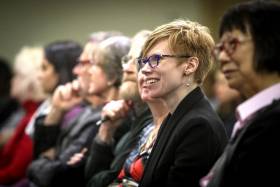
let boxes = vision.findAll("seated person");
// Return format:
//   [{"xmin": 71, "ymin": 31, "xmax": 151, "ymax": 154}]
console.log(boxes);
[{"xmin": 27, "ymin": 36, "xmax": 130, "ymax": 187}]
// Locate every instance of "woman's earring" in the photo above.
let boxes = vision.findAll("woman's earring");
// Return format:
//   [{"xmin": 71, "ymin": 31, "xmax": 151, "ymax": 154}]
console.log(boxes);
[{"xmin": 186, "ymin": 77, "xmax": 191, "ymax": 87}]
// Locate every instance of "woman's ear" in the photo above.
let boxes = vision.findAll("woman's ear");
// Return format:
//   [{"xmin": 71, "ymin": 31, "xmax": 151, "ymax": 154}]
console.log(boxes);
[{"xmin": 184, "ymin": 57, "xmax": 199, "ymax": 75}]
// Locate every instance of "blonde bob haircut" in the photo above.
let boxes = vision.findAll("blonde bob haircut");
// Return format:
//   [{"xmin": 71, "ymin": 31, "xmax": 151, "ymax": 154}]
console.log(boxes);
[{"xmin": 141, "ymin": 19, "xmax": 215, "ymax": 84}]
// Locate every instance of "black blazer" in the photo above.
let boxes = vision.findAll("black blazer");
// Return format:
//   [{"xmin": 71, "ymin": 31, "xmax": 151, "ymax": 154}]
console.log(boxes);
[
  {"xmin": 139, "ymin": 87, "xmax": 227, "ymax": 187},
  {"xmin": 207, "ymin": 99, "xmax": 280, "ymax": 187},
  {"xmin": 28, "ymin": 105, "xmax": 102, "ymax": 187}
]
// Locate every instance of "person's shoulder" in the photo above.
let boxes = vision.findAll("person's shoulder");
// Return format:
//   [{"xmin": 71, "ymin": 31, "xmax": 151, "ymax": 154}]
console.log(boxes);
[
  {"xmin": 184, "ymin": 98, "xmax": 221, "ymax": 124},
  {"xmin": 248, "ymin": 99, "xmax": 280, "ymax": 130}
]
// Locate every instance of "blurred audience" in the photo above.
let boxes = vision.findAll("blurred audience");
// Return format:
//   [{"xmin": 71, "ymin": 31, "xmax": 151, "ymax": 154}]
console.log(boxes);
[
  {"xmin": 0, "ymin": 46, "xmax": 46, "ymax": 185},
  {"xmin": 25, "ymin": 41, "xmax": 83, "ymax": 138},
  {"xmin": 0, "ymin": 57, "xmax": 23, "ymax": 148},
  {"xmin": 213, "ymin": 71, "xmax": 241, "ymax": 136},
  {"xmin": 82, "ymin": 30, "xmax": 155, "ymax": 187},
  {"xmin": 4, "ymin": 7, "xmax": 280, "ymax": 186},
  {"xmin": 27, "ymin": 35, "xmax": 130, "ymax": 187}
]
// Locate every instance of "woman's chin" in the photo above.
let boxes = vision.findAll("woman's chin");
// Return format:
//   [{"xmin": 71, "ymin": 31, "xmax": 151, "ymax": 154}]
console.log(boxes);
[{"xmin": 141, "ymin": 93, "xmax": 160, "ymax": 102}]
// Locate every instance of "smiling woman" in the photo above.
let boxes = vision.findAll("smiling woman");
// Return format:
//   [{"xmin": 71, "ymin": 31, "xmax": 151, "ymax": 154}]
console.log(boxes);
[{"xmin": 137, "ymin": 19, "xmax": 228, "ymax": 187}]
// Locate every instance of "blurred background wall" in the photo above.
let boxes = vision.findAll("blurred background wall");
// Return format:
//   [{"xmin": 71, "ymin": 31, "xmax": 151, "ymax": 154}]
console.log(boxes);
[{"xmin": 0, "ymin": 0, "xmax": 248, "ymax": 62}]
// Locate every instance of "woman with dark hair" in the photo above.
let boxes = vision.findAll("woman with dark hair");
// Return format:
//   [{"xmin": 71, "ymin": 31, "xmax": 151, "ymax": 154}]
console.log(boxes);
[
  {"xmin": 201, "ymin": 1, "xmax": 280, "ymax": 187},
  {"xmin": 0, "ymin": 41, "xmax": 82, "ymax": 186},
  {"xmin": 38, "ymin": 41, "xmax": 82, "ymax": 95},
  {"xmin": 27, "ymin": 36, "xmax": 130, "ymax": 187},
  {"xmin": 25, "ymin": 40, "xmax": 82, "ymax": 137}
]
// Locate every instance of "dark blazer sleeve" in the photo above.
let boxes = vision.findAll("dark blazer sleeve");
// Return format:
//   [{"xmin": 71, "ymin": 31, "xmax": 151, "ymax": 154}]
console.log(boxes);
[
  {"xmin": 28, "ymin": 120, "xmax": 98, "ymax": 187},
  {"xmin": 86, "ymin": 134, "xmax": 130, "ymax": 187},
  {"xmin": 85, "ymin": 138, "xmax": 115, "ymax": 180},
  {"xmin": 85, "ymin": 117, "xmax": 133, "ymax": 183},
  {"xmin": 85, "ymin": 125, "xmax": 138, "ymax": 187},
  {"xmin": 33, "ymin": 116, "xmax": 60, "ymax": 159}
]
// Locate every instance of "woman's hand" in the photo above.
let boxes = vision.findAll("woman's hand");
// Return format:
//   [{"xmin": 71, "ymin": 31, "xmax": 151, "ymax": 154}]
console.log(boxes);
[
  {"xmin": 97, "ymin": 100, "xmax": 132, "ymax": 144},
  {"xmin": 44, "ymin": 80, "xmax": 82, "ymax": 125},
  {"xmin": 67, "ymin": 148, "xmax": 88, "ymax": 166}
]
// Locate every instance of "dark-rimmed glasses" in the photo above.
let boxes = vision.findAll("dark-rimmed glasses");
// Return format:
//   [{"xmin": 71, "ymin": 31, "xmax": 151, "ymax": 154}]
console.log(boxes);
[
  {"xmin": 213, "ymin": 37, "xmax": 251, "ymax": 59},
  {"xmin": 137, "ymin": 54, "xmax": 190, "ymax": 71}
]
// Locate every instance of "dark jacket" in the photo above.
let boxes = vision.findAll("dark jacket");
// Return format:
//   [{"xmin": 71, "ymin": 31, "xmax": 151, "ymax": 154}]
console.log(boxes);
[
  {"xmin": 0, "ymin": 98, "xmax": 23, "ymax": 129},
  {"xmin": 27, "ymin": 105, "xmax": 102, "ymax": 187},
  {"xmin": 207, "ymin": 99, "xmax": 280, "ymax": 187},
  {"xmin": 139, "ymin": 87, "xmax": 228, "ymax": 187},
  {"xmin": 86, "ymin": 107, "xmax": 152, "ymax": 187}
]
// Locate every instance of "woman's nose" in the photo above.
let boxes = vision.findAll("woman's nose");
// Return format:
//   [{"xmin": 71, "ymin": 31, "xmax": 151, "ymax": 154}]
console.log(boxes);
[
  {"xmin": 140, "ymin": 62, "xmax": 153, "ymax": 74},
  {"xmin": 217, "ymin": 50, "xmax": 231, "ymax": 65}
]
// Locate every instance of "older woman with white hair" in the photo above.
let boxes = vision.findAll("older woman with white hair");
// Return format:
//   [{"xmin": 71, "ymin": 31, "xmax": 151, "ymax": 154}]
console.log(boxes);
[{"xmin": 0, "ymin": 46, "xmax": 46, "ymax": 185}]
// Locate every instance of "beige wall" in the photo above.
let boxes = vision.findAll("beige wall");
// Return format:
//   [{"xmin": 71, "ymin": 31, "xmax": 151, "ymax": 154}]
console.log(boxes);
[{"xmin": 0, "ymin": 0, "xmax": 246, "ymax": 62}]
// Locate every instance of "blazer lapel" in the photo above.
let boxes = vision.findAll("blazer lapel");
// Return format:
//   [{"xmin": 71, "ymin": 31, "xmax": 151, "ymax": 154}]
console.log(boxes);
[{"xmin": 140, "ymin": 87, "xmax": 204, "ymax": 186}]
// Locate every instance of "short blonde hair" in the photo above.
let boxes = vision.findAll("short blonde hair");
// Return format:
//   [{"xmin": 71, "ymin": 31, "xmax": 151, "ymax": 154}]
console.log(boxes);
[
  {"xmin": 14, "ymin": 46, "xmax": 46, "ymax": 101},
  {"xmin": 142, "ymin": 19, "xmax": 215, "ymax": 84}
]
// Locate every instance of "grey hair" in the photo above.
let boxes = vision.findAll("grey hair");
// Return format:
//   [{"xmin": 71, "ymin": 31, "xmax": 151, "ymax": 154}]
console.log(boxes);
[
  {"xmin": 88, "ymin": 31, "xmax": 123, "ymax": 44},
  {"xmin": 97, "ymin": 36, "xmax": 131, "ymax": 87}
]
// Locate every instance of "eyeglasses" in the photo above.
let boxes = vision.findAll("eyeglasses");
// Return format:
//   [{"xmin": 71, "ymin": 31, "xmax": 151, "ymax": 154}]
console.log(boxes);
[
  {"xmin": 137, "ymin": 54, "xmax": 190, "ymax": 71},
  {"xmin": 77, "ymin": 59, "xmax": 91, "ymax": 66},
  {"xmin": 213, "ymin": 37, "xmax": 251, "ymax": 59},
  {"xmin": 89, "ymin": 58, "xmax": 101, "ymax": 66}
]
